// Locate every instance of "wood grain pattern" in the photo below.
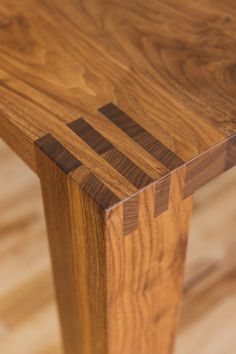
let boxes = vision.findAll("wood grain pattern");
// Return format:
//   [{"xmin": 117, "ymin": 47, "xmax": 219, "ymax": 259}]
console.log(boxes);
[
  {"xmin": 0, "ymin": 1, "xmax": 236, "ymax": 354},
  {"xmin": 35, "ymin": 143, "xmax": 107, "ymax": 354},
  {"xmin": 78, "ymin": 172, "xmax": 121, "ymax": 211},
  {"xmin": 99, "ymin": 103, "xmax": 184, "ymax": 170},
  {"xmin": 1, "ymin": 139, "xmax": 236, "ymax": 354},
  {"xmin": 35, "ymin": 137, "xmax": 193, "ymax": 354},
  {"xmin": 106, "ymin": 185, "xmax": 192, "ymax": 354},
  {"xmin": 33, "ymin": 99, "xmax": 235, "ymax": 353},
  {"xmin": 35, "ymin": 134, "xmax": 82, "ymax": 174},
  {"xmin": 68, "ymin": 118, "xmax": 113, "ymax": 156},
  {"xmin": 34, "ymin": 104, "xmax": 236, "ymax": 234},
  {"xmin": 69, "ymin": 117, "xmax": 154, "ymax": 189},
  {"xmin": 0, "ymin": 0, "xmax": 235, "ymax": 195},
  {"xmin": 123, "ymin": 194, "xmax": 139, "ymax": 235},
  {"xmin": 154, "ymin": 174, "xmax": 171, "ymax": 217},
  {"xmin": 184, "ymin": 141, "xmax": 227, "ymax": 198}
]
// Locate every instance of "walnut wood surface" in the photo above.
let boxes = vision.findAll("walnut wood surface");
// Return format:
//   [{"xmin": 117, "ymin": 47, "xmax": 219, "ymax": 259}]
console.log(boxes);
[
  {"xmin": 34, "ymin": 102, "xmax": 235, "ymax": 235},
  {"xmin": 106, "ymin": 182, "xmax": 192, "ymax": 354},
  {"xmin": 0, "ymin": 2, "xmax": 236, "ymax": 354},
  {"xmin": 35, "ymin": 145, "xmax": 107, "ymax": 354},
  {"xmin": 35, "ymin": 141, "xmax": 193, "ymax": 354},
  {"xmin": 1, "ymin": 140, "xmax": 236, "ymax": 354},
  {"xmin": 0, "ymin": 0, "xmax": 235, "ymax": 214}
]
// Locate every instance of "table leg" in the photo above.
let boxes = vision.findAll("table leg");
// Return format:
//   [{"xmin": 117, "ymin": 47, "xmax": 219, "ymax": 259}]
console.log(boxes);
[{"xmin": 35, "ymin": 143, "xmax": 192, "ymax": 354}]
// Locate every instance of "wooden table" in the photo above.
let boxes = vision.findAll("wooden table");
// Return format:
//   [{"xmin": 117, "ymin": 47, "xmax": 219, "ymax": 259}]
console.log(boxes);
[{"xmin": 0, "ymin": 1, "xmax": 235, "ymax": 353}]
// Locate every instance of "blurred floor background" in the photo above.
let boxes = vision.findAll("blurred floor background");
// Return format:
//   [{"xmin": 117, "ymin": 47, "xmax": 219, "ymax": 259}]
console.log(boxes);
[{"xmin": 0, "ymin": 138, "xmax": 235, "ymax": 354}]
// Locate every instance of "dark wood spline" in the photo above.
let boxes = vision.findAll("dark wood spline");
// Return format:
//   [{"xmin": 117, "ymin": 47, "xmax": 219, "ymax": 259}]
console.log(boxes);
[
  {"xmin": 154, "ymin": 174, "xmax": 171, "ymax": 217},
  {"xmin": 79, "ymin": 173, "xmax": 121, "ymax": 211},
  {"xmin": 99, "ymin": 103, "xmax": 184, "ymax": 170},
  {"xmin": 35, "ymin": 133, "xmax": 82, "ymax": 174},
  {"xmin": 101, "ymin": 148, "xmax": 153, "ymax": 189},
  {"xmin": 68, "ymin": 118, "xmax": 113, "ymax": 156},
  {"xmin": 34, "ymin": 112, "xmax": 236, "ymax": 236},
  {"xmin": 123, "ymin": 194, "xmax": 139, "ymax": 236},
  {"xmin": 35, "ymin": 131, "xmax": 122, "ymax": 211},
  {"xmin": 68, "ymin": 117, "xmax": 154, "ymax": 190}
]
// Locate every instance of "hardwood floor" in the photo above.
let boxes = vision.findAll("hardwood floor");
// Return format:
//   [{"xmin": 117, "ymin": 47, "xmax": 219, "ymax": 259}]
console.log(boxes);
[
  {"xmin": 0, "ymin": 139, "xmax": 62, "ymax": 354},
  {"xmin": 0, "ymin": 138, "xmax": 235, "ymax": 354}
]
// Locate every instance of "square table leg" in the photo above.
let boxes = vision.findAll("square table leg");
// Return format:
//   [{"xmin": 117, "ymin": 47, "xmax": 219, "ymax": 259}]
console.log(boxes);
[{"xmin": 35, "ymin": 144, "xmax": 192, "ymax": 354}]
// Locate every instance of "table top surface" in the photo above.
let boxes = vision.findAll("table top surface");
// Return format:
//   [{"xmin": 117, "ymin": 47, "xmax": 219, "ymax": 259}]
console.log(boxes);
[{"xmin": 0, "ymin": 0, "xmax": 235, "ymax": 211}]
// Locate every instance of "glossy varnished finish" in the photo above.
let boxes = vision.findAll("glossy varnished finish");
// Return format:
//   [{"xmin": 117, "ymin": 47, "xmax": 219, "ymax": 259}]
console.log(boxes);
[{"xmin": 0, "ymin": 1, "xmax": 236, "ymax": 354}]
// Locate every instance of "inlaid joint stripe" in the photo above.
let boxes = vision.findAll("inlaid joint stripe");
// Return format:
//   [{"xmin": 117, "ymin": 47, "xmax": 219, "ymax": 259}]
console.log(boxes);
[
  {"xmin": 154, "ymin": 174, "xmax": 171, "ymax": 217},
  {"xmin": 99, "ymin": 102, "xmax": 184, "ymax": 171},
  {"xmin": 77, "ymin": 170, "xmax": 121, "ymax": 211},
  {"xmin": 68, "ymin": 116, "xmax": 155, "ymax": 230},
  {"xmin": 35, "ymin": 132, "xmax": 123, "ymax": 211},
  {"xmin": 68, "ymin": 118, "xmax": 113, "ymax": 156},
  {"xmin": 34, "ymin": 104, "xmax": 236, "ymax": 237},
  {"xmin": 35, "ymin": 133, "xmax": 82, "ymax": 173},
  {"xmin": 68, "ymin": 117, "xmax": 154, "ymax": 190},
  {"xmin": 35, "ymin": 130, "xmax": 142, "ymax": 233},
  {"xmin": 123, "ymin": 194, "xmax": 139, "ymax": 236}
]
